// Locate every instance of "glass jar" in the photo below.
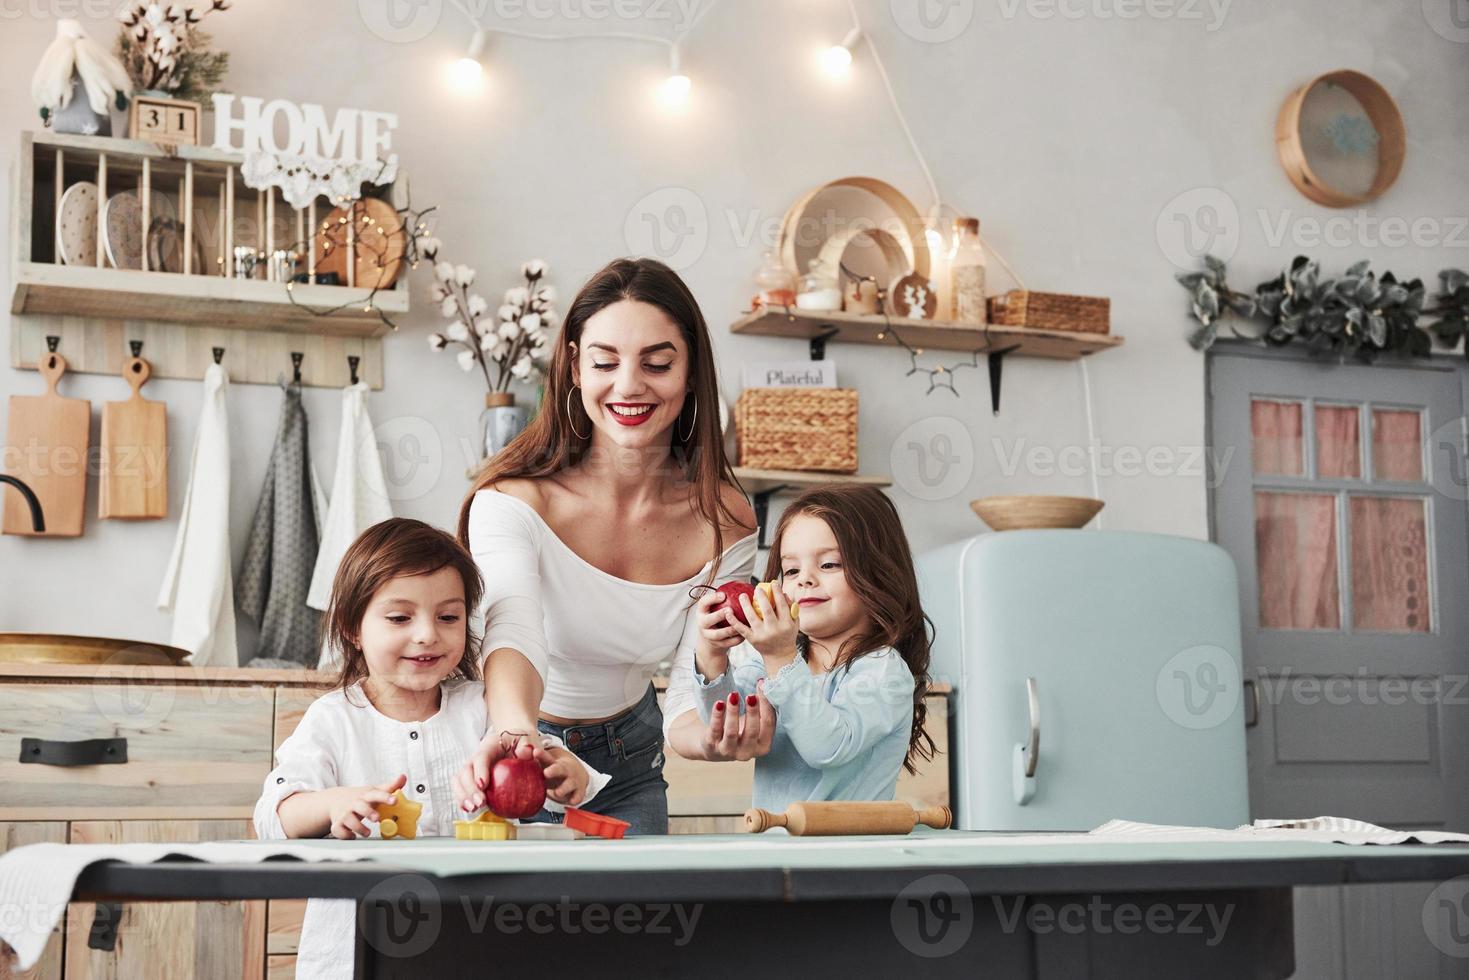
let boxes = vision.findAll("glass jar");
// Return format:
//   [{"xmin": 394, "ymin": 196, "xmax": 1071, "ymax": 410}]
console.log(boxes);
[
  {"xmin": 753, "ymin": 250, "xmax": 797, "ymax": 307},
  {"xmin": 795, "ymin": 258, "xmax": 842, "ymax": 311},
  {"xmin": 949, "ymin": 217, "xmax": 988, "ymax": 325}
]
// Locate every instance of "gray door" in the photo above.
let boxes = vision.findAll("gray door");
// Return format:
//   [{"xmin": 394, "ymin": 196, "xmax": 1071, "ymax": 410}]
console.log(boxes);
[{"xmin": 1209, "ymin": 346, "xmax": 1469, "ymax": 978}]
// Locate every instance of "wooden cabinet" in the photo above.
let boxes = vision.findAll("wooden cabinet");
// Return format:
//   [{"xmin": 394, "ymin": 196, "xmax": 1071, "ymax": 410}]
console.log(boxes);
[
  {"xmin": 0, "ymin": 666, "xmax": 950, "ymax": 980},
  {"xmin": 65, "ymin": 821, "xmax": 263, "ymax": 980}
]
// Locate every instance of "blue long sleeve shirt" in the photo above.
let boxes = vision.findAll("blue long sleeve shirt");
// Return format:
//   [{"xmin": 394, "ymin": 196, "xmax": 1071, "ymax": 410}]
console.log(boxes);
[{"xmin": 693, "ymin": 641, "xmax": 916, "ymax": 811}]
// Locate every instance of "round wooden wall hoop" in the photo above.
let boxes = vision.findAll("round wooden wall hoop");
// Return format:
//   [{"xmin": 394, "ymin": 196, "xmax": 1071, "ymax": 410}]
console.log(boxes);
[
  {"xmin": 778, "ymin": 176, "xmax": 931, "ymax": 280},
  {"xmin": 1275, "ymin": 69, "xmax": 1405, "ymax": 208}
]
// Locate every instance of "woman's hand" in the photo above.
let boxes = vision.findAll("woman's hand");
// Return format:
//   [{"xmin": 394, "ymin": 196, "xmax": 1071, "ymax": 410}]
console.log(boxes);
[
  {"xmin": 454, "ymin": 730, "xmax": 533, "ymax": 813},
  {"xmin": 728, "ymin": 585, "xmax": 800, "ymax": 668},
  {"xmin": 700, "ymin": 690, "xmax": 776, "ymax": 761},
  {"xmin": 325, "ymin": 774, "xmax": 407, "ymax": 839},
  {"xmin": 536, "ymin": 744, "xmax": 590, "ymax": 806}
]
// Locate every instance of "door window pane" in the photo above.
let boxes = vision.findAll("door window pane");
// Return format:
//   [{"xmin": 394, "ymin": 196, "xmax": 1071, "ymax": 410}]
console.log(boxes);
[
  {"xmin": 1316, "ymin": 404, "xmax": 1361, "ymax": 479},
  {"xmin": 1372, "ymin": 409, "xmax": 1424, "ymax": 482},
  {"xmin": 1255, "ymin": 492, "xmax": 1341, "ymax": 630},
  {"xmin": 1252, "ymin": 399, "xmax": 1304, "ymax": 476},
  {"xmin": 1350, "ymin": 495, "xmax": 1430, "ymax": 633}
]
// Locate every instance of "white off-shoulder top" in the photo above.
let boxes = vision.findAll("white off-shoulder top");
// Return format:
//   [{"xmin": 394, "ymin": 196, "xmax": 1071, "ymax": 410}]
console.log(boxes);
[{"xmin": 466, "ymin": 488, "xmax": 758, "ymax": 733}]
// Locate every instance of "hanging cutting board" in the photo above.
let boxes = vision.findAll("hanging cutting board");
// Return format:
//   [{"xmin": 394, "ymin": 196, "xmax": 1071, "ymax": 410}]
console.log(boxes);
[
  {"xmin": 4, "ymin": 349, "xmax": 90, "ymax": 536},
  {"xmin": 100, "ymin": 355, "xmax": 168, "ymax": 520}
]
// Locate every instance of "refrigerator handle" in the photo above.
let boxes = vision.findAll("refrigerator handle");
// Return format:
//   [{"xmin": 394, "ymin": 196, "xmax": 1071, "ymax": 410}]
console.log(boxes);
[
  {"xmin": 1244, "ymin": 679, "xmax": 1260, "ymax": 728},
  {"xmin": 1013, "ymin": 676, "xmax": 1040, "ymax": 805}
]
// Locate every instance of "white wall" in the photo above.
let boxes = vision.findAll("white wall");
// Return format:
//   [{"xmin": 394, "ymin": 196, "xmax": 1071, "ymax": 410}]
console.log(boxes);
[{"xmin": 3, "ymin": 0, "xmax": 1467, "ymax": 650}]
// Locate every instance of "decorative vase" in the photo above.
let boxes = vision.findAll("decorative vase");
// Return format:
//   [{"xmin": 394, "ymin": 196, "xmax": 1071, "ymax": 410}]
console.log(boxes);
[
  {"xmin": 53, "ymin": 70, "xmax": 112, "ymax": 137},
  {"xmin": 481, "ymin": 392, "xmax": 529, "ymax": 461}
]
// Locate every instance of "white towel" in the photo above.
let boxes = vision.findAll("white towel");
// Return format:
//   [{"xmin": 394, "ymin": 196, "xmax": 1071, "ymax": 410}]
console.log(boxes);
[
  {"xmin": 308, "ymin": 382, "xmax": 392, "ymax": 669},
  {"xmin": 157, "ymin": 363, "xmax": 238, "ymax": 667},
  {"xmin": 0, "ymin": 841, "xmax": 373, "ymax": 970}
]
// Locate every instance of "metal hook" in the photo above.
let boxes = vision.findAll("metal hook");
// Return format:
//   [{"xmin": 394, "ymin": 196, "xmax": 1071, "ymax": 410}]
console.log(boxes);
[
  {"xmin": 212, "ymin": 347, "xmax": 225, "ymax": 365},
  {"xmin": 45, "ymin": 335, "xmax": 59, "ymax": 353},
  {"xmin": 348, "ymin": 355, "xmax": 360, "ymax": 386},
  {"xmin": 291, "ymin": 351, "xmax": 303, "ymax": 383},
  {"xmin": 129, "ymin": 340, "xmax": 143, "ymax": 358}
]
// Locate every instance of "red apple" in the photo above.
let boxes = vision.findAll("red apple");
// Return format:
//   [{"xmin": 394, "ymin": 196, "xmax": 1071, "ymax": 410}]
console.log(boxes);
[
  {"xmin": 488, "ymin": 756, "xmax": 547, "ymax": 819},
  {"xmin": 716, "ymin": 581, "xmax": 757, "ymax": 627}
]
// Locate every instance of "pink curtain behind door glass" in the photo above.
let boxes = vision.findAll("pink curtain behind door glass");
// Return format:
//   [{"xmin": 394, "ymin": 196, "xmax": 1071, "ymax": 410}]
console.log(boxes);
[
  {"xmin": 1316, "ymin": 405, "xmax": 1361, "ymax": 479},
  {"xmin": 1373, "ymin": 410, "xmax": 1424, "ymax": 482},
  {"xmin": 1255, "ymin": 492, "xmax": 1340, "ymax": 630},
  {"xmin": 1350, "ymin": 496, "xmax": 1430, "ymax": 632},
  {"xmin": 1252, "ymin": 400, "xmax": 1304, "ymax": 476}
]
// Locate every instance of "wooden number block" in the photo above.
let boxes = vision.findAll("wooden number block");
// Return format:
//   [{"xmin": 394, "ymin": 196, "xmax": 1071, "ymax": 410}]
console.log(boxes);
[{"xmin": 129, "ymin": 96, "xmax": 201, "ymax": 147}]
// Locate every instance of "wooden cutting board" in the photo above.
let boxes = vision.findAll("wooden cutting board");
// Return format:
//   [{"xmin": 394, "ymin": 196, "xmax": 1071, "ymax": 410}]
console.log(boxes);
[
  {"xmin": 4, "ymin": 349, "xmax": 89, "ymax": 536},
  {"xmin": 100, "ymin": 355, "xmax": 168, "ymax": 519}
]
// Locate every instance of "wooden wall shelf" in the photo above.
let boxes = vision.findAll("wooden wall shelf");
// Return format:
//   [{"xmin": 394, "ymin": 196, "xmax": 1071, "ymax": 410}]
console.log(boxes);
[
  {"xmin": 731, "ymin": 307, "xmax": 1123, "ymax": 359},
  {"xmin": 731, "ymin": 307, "xmax": 1123, "ymax": 412},
  {"xmin": 11, "ymin": 262, "xmax": 400, "ymax": 337},
  {"xmin": 10, "ymin": 130, "xmax": 406, "ymax": 388},
  {"xmin": 732, "ymin": 466, "xmax": 890, "ymax": 495}
]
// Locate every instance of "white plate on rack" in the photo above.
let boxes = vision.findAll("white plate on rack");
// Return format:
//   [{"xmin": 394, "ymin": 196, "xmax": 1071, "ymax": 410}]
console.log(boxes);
[
  {"xmin": 102, "ymin": 190, "xmax": 145, "ymax": 270},
  {"xmin": 55, "ymin": 181, "xmax": 100, "ymax": 266}
]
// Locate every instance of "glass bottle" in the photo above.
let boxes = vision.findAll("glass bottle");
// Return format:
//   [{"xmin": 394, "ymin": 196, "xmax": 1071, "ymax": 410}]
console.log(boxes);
[
  {"xmin": 950, "ymin": 217, "xmax": 988, "ymax": 326},
  {"xmin": 795, "ymin": 257, "xmax": 842, "ymax": 311},
  {"xmin": 753, "ymin": 250, "xmax": 796, "ymax": 308}
]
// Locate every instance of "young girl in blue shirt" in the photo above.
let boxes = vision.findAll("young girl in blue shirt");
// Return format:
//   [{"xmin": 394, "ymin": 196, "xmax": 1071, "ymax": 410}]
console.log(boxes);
[{"xmin": 691, "ymin": 485, "xmax": 937, "ymax": 809}]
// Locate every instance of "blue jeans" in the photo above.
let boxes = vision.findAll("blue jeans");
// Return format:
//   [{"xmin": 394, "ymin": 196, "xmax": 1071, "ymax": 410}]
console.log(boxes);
[{"xmin": 527, "ymin": 683, "xmax": 669, "ymax": 835}]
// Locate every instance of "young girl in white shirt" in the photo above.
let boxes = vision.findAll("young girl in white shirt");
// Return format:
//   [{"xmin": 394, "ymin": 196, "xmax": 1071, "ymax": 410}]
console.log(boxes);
[
  {"xmin": 253, "ymin": 518, "xmax": 608, "ymax": 979},
  {"xmin": 691, "ymin": 485, "xmax": 937, "ymax": 810}
]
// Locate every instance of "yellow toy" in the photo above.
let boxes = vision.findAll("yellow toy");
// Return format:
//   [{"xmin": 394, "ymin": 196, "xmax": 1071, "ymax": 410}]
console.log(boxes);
[
  {"xmin": 377, "ymin": 790, "xmax": 423, "ymax": 840},
  {"xmin": 755, "ymin": 581, "xmax": 799, "ymax": 621},
  {"xmin": 454, "ymin": 810, "xmax": 512, "ymax": 841}
]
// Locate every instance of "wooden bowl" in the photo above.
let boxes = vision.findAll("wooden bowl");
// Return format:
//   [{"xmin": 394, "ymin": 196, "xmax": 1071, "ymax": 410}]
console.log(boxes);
[
  {"xmin": 0, "ymin": 633, "xmax": 190, "ymax": 666},
  {"xmin": 970, "ymin": 495, "xmax": 1105, "ymax": 531}
]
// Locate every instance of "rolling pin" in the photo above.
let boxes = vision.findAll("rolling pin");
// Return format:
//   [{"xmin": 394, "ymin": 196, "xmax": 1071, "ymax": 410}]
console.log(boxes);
[{"xmin": 744, "ymin": 801, "xmax": 952, "ymax": 836}]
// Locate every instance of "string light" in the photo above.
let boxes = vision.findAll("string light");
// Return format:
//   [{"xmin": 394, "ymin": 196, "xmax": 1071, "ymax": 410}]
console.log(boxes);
[{"xmin": 443, "ymin": 0, "xmax": 717, "ymax": 108}]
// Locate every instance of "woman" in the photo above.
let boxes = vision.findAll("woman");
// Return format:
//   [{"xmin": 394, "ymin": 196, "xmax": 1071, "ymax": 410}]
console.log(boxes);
[{"xmin": 452, "ymin": 257, "xmax": 772, "ymax": 834}]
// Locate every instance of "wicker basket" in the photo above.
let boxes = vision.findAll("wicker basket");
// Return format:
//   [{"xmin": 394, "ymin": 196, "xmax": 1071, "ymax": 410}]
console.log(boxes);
[
  {"xmin": 735, "ymin": 388, "xmax": 858, "ymax": 474},
  {"xmin": 987, "ymin": 289, "xmax": 1111, "ymax": 334}
]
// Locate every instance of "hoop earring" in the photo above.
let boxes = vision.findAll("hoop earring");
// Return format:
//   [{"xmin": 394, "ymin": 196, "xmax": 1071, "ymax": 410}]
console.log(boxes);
[
  {"xmin": 677, "ymin": 397, "xmax": 698, "ymax": 442},
  {"xmin": 565, "ymin": 385, "xmax": 590, "ymax": 440}
]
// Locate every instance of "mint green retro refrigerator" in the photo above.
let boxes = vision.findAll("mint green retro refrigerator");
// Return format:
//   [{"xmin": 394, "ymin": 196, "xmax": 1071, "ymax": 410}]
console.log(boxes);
[{"xmin": 916, "ymin": 530, "xmax": 1250, "ymax": 831}]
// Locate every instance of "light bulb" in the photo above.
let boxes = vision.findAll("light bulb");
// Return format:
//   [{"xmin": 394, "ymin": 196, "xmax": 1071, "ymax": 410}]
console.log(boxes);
[
  {"xmin": 660, "ymin": 73, "xmax": 692, "ymax": 106},
  {"xmin": 451, "ymin": 27, "xmax": 486, "ymax": 89},
  {"xmin": 659, "ymin": 42, "xmax": 691, "ymax": 108},
  {"xmin": 822, "ymin": 27, "xmax": 861, "ymax": 76}
]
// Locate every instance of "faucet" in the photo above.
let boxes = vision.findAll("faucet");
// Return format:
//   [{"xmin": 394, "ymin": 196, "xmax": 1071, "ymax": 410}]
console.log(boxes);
[{"xmin": 0, "ymin": 475, "xmax": 45, "ymax": 532}]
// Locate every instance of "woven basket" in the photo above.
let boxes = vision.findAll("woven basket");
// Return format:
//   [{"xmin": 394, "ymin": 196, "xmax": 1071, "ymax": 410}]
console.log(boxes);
[
  {"xmin": 987, "ymin": 289, "xmax": 1110, "ymax": 334},
  {"xmin": 736, "ymin": 388, "xmax": 858, "ymax": 474}
]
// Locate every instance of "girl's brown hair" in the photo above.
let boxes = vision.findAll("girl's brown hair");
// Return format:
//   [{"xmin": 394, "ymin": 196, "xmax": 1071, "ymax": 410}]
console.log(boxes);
[
  {"xmin": 456, "ymin": 258, "xmax": 748, "ymax": 583},
  {"xmin": 763, "ymin": 485, "xmax": 937, "ymax": 775},
  {"xmin": 324, "ymin": 518, "xmax": 484, "ymax": 698}
]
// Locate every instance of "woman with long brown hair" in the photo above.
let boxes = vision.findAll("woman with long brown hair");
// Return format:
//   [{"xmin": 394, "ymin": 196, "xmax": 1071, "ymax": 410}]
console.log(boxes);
[{"xmin": 450, "ymin": 257, "xmax": 771, "ymax": 834}]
